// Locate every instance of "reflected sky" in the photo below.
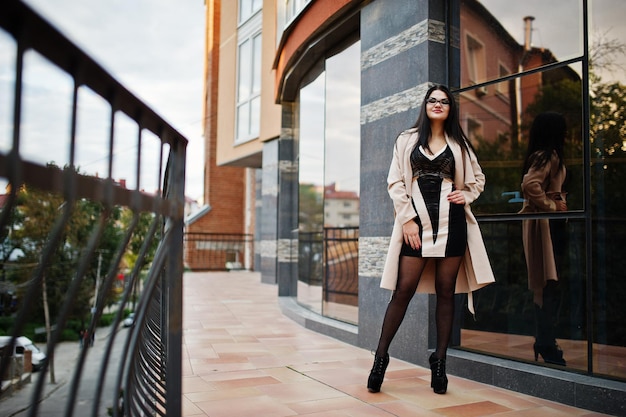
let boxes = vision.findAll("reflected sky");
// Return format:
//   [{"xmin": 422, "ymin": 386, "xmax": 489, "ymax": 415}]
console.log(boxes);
[
  {"xmin": 480, "ymin": 0, "xmax": 626, "ymax": 81},
  {"xmin": 325, "ymin": 42, "xmax": 361, "ymax": 195},
  {"xmin": 480, "ymin": 0, "xmax": 583, "ymax": 60},
  {"xmin": 298, "ymin": 41, "xmax": 361, "ymax": 195},
  {"xmin": 299, "ymin": 73, "xmax": 325, "ymax": 187}
]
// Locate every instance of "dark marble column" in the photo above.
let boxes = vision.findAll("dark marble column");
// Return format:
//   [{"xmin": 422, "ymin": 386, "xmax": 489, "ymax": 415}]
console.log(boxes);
[
  {"xmin": 276, "ymin": 103, "xmax": 298, "ymax": 296},
  {"xmin": 261, "ymin": 102, "xmax": 298, "ymax": 296},
  {"xmin": 260, "ymin": 139, "xmax": 278, "ymax": 285},
  {"xmin": 254, "ymin": 167, "xmax": 262, "ymax": 271},
  {"xmin": 358, "ymin": 0, "xmax": 454, "ymax": 367}
]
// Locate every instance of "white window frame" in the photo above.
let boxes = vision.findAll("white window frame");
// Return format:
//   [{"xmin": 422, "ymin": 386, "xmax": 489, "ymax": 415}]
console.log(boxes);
[
  {"xmin": 496, "ymin": 61, "xmax": 511, "ymax": 102},
  {"xmin": 235, "ymin": 32, "xmax": 262, "ymax": 143},
  {"xmin": 235, "ymin": 12, "xmax": 262, "ymax": 144},
  {"xmin": 285, "ymin": 0, "xmax": 311, "ymax": 24},
  {"xmin": 465, "ymin": 33, "xmax": 486, "ymax": 85},
  {"xmin": 239, "ymin": 0, "xmax": 262, "ymax": 24},
  {"xmin": 466, "ymin": 116, "xmax": 484, "ymax": 144}
]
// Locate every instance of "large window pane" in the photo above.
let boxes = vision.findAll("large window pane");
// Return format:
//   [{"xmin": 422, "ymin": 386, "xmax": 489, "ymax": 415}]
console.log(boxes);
[
  {"xmin": 461, "ymin": 0, "xmax": 583, "ymax": 87},
  {"xmin": 236, "ymin": 32, "xmax": 261, "ymax": 142},
  {"xmin": 237, "ymin": 40, "xmax": 251, "ymax": 101},
  {"xmin": 297, "ymin": 71, "xmax": 325, "ymax": 316},
  {"xmin": 296, "ymin": 41, "xmax": 361, "ymax": 325},
  {"xmin": 462, "ymin": 219, "xmax": 587, "ymax": 373},
  {"xmin": 459, "ymin": 0, "xmax": 626, "ymax": 382},
  {"xmin": 589, "ymin": 0, "xmax": 626, "ymax": 380},
  {"xmin": 239, "ymin": 0, "xmax": 261, "ymax": 23},
  {"xmin": 252, "ymin": 35, "xmax": 262, "ymax": 95},
  {"xmin": 467, "ymin": 64, "xmax": 584, "ymax": 216},
  {"xmin": 236, "ymin": 102, "xmax": 250, "ymax": 140},
  {"xmin": 250, "ymin": 96, "xmax": 260, "ymax": 138},
  {"xmin": 323, "ymin": 42, "xmax": 360, "ymax": 324}
]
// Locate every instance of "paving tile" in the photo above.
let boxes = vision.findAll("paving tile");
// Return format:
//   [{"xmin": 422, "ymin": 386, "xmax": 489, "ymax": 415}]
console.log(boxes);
[
  {"xmin": 194, "ymin": 395, "xmax": 297, "ymax": 417},
  {"xmin": 376, "ymin": 400, "xmax": 446, "ymax": 416},
  {"xmin": 432, "ymin": 400, "xmax": 512, "ymax": 416},
  {"xmin": 182, "ymin": 272, "xmax": 613, "ymax": 417},
  {"xmin": 285, "ymin": 396, "xmax": 368, "ymax": 415}
]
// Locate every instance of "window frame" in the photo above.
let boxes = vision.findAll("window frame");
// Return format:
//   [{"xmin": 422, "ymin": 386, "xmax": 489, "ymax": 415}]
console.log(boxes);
[
  {"xmin": 235, "ymin": 12, "xmax": 262, "ymax": 144},
  {"xmin": 239, "ymin": 0, "xmax": 262, "ymax": 25},
  {"xmin": 465, "ymin": 32, "xmax": 487, "ymax": 85}
]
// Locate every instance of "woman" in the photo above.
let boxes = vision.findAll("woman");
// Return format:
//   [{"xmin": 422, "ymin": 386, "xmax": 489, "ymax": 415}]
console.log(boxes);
[
  {"xmin": 520, "ymin": 112, "xmax": 568, "ymax": 366},
  {"xmin": 368, "ymin": 85, "xmax": 495, "ymax": 395}
]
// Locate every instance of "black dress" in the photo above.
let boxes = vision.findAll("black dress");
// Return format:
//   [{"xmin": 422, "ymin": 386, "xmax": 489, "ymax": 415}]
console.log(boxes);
[{"xmin": 400, "ymin": 144, "xmax": 467, "ymax": 258}]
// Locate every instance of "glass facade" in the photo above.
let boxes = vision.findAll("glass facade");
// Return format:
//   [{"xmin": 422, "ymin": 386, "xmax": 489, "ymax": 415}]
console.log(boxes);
[
  {"xmin": 288, "ymin": 0, "xmax": 625, "ymax": 385},
  {"xmin": 297, "ymin": 41, "xmax": 361, "ymax": 325},
  {"xmin": 457, "ymin": 0, "xmax": 626, "ymax": 380}
]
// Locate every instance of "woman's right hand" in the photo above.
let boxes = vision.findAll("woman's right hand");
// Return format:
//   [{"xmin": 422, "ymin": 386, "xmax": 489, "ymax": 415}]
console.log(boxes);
[
  {"xmin": 551, "ymin": 193, "xmax": 567, "ymax": 211},
  {"xmin": 403, "ymin": 219, "xmax": 421, "ymax": 250},
  {"xmin": 555, "ymin": 200, "xmax": 567, "ymax": 211}
]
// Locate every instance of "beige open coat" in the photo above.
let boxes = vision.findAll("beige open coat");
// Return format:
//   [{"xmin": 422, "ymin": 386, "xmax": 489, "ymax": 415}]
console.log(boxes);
[
  {"xmin": 520, "ymin": 151, "xmax": 566, "ymax": 292},
  {"xmin": 380, "ymin": 129, "xmax": 495, "ymax": 312}
]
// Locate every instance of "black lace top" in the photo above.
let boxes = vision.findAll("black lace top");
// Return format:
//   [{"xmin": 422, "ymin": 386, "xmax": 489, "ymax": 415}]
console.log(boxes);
[{"xmin": 410, "ymin": 145, "xmax": 455, "ymax": 180}]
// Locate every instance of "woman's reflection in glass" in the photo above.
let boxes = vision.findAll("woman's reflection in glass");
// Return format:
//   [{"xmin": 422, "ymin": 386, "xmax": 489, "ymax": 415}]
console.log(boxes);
[{"xmin": 520, "ymin": 112, "xmax": 568, "ymax": 366}]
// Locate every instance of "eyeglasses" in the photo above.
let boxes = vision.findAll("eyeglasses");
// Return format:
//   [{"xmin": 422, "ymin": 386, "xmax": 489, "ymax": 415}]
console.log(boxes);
[{"xmin": 426, "ymin": 97, "xmax": 450, "ymax": 106}]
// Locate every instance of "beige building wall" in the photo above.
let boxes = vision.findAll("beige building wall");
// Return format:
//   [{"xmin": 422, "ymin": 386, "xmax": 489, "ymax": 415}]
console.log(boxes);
[
  {"xmin": 259, "ymin": 1, "xmax": 281, "ymax": 145},
  {"xmin": 215, "ymin": 1, "xmax": 281, "ymax": 168}
]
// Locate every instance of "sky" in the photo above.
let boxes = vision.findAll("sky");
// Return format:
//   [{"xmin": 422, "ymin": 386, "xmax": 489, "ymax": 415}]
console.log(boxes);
[
  {"xmin": 5, "ymin": 0, "xmax": 625, "ymax": 203},
  {"xmin": 480, "ymin": 0, "xmax": 626, "ymax": 81},
  {"xmin": 16, "ymin": 0, "xmax": 207, "ymax": 202}
]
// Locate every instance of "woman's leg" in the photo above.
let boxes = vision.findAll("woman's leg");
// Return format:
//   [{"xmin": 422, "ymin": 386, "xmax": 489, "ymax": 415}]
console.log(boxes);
[
  {"xmin": 433, "ymin": 256, "xmax": 462, "ymax": 358},
  {"xmin": 375, "ymin": 255, "xmax": 427, "ymax": 356},
  {"xmin": 368, "ymin": 255, "xmax": 427, "ymax": 392},
  {"xmin": 428, "ymin": 256, "xmax": 462, "ymax": 394}
]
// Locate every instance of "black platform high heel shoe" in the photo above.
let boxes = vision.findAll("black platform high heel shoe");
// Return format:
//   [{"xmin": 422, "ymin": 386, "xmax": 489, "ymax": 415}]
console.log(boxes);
[
  {"xmin": 429, "ymin": 353, "xmax": 448, "ymax": 394},
  {"xmin": 534, "ymin": 342, "xmax": 566, "ymax": 366},
  {"xmin": 367, "ymin": 352, "xmax": 389, "ymax": 393}
]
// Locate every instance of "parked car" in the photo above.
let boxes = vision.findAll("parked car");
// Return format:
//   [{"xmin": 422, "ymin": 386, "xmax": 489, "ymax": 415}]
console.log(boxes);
[
  {"xmin": 123, "ymin": 312, "xmax": 135, "ymax": 328},
  {"xmin": 0, "ymin": 335, "xmax": 46, "ymax": 371}
]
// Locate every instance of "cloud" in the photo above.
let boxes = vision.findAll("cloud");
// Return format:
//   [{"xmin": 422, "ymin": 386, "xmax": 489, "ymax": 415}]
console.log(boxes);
[{"xmin": 20, "ymin": 0, "xmax": 206, "ymax": 200}]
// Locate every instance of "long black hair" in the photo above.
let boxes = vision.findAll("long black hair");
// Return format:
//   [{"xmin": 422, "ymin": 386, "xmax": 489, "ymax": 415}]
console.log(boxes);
[
  {"xmin": 522, "ymin": 111, "xmax": 566, "ymax": 178},
  {"xmin": 410, "ymin": 84, "xmax": 474, "ymax": 154}
]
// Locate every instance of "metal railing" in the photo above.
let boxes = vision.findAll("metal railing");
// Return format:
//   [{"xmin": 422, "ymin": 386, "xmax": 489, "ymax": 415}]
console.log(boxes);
[
  {"xmin": 323, "ymin": 227, "xmax": 358, "ymax": 306},
  {"xmin": 184, "ymin": 232, "xmax": 254, "ymax": 271},
  {"xmin": 0, "ymin": 1, "xmax": 186, "ymax": 415}
]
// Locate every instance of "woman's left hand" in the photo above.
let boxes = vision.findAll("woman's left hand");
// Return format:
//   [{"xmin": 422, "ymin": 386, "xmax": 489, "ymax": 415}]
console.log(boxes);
[{"xmin": 447, "ymin": 190, "xmax": 466, "ymax": 205}]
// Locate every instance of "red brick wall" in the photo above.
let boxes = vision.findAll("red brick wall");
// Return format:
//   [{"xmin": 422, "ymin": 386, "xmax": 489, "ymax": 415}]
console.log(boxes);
[{"xmin": 186, "ymin": 0, "xmax": 247, "ymax": 270}]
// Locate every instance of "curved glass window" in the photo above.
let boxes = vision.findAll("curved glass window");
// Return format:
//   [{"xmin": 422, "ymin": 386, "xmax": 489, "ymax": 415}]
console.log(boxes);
[{"xmin": 297, "ymin": 41, "xmax": 361, "ymax": 324}]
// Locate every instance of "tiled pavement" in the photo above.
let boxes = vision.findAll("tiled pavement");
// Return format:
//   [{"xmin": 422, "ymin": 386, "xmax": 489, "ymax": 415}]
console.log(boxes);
[{"xmin": 182, "ymin": 271, "xmax": 610, "ymax": 417}]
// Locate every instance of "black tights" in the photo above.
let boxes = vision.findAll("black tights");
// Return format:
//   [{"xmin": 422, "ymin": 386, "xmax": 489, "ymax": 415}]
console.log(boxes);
[{"xmin": 375, "ymin": 255, "xmax": 462, "ymax": 359}]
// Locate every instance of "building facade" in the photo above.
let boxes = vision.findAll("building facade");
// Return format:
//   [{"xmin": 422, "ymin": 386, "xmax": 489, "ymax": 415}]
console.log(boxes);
[{"xmin": 204, "ymin": 0, "xmax": 626, "ymax": 414}]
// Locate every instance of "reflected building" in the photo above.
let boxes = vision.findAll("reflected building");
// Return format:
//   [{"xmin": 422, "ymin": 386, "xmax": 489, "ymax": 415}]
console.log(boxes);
[
  {"xmin": 202, "ymin": 0, "xmax": 626, "ymax": 413},
  {"xmin": 324, "ymin": 183, "xmax": 359, "ymax": 228}
]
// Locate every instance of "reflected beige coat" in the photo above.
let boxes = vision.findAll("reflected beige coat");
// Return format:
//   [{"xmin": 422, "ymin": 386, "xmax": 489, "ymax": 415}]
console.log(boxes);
[
  {"xmin": 380, "ymin": 129, "xmax": 495, "ymax": 311},
  {"xmin": 520, "ymin": 151, "xmax": 566, "ymax": 292}
]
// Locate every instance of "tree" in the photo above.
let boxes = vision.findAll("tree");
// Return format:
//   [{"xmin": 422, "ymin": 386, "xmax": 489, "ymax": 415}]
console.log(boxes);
[
  {"xmin": 9, "ymin": 184, "xmax": 124, "ymax": 329},
  {"xmin": 120, "ymin": 209, "xmax": 159, "ymax": 311},
  {"xmin": 0, "ymin": 191, "xmax": 25, "ymax": 315}
]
